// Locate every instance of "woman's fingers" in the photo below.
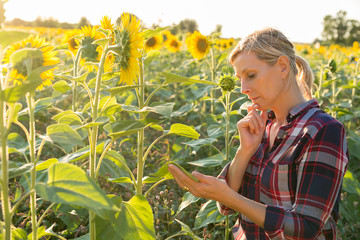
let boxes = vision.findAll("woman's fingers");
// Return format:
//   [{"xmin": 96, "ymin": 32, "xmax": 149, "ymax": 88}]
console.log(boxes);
[{"xmin": 168, "ymin": 164, "xmax": 198, "ymax": 191}]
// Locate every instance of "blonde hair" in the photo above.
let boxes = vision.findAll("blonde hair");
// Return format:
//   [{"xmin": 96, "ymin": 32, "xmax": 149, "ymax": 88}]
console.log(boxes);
[{"xmin": 229, "ymin": 28, "xmax": 313, "ymax": 100}]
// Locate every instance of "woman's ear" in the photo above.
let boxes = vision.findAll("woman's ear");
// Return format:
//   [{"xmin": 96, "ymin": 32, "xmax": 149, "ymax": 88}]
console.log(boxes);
[{"xmin": 277, "ymin": 55, "xmax": 290, "ymax": 79}]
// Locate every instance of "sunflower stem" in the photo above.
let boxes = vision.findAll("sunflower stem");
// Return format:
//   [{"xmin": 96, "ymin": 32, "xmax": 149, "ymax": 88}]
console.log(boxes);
[
  {"xmin": 72, "ymin": 48, "xmax": 82, "ymax": 112},
  {"xmin": 136, "ymin": 57, "xmax": 145, "ymax": 195},
  {"xmin": 0, "ymin": 78, "xmax": 11, "ymax": 240},
  {"xmin": 89, "ymin": 45, "xmax": 109, "ymax": 240},
  {"xmin": 210, "ymin": 47, "xmax": 216, "ymax": 114},
  {"xmin": 26, "ymin": 92, "xmax": 38, "ymax": 240}
]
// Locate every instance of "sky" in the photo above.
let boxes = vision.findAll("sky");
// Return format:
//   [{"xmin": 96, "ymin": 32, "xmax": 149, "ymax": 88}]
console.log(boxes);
[{"xmin": 4, "ymin": 0, "xmax": 360, "ymax": 43}]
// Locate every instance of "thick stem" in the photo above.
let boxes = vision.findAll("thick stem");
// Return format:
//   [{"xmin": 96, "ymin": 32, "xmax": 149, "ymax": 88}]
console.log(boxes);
[
  {"xmin": 26, "ymin": 93, "xmax": 37, "ymax": 240},
  {"xmin": 89, "ymin": 47, "xmax": 108, "ymax": 240},
  {"xmin": 0, "ymin": 98, "xmax": 11, "ymax": 240},
  {"xmin": 210, "ymin": 47, "xmax": 216, "ymax": 113},
  {"xmin": 136, "ymin": 58, "xmax": 145, "ymax": 195},
  {"xmin": 225, "ymin": 215, "xmax": 230, "ymax": 240},
  {"xmin": 72, "ymin": 48, "xmax": 82, "ymax": 112},
  {"xmin": 225, "ymin": 92, "xmax": 231, "ymax": 162}
]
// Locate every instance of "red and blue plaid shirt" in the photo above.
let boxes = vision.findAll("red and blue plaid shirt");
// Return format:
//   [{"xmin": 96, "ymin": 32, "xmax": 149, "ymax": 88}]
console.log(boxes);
[{"xmin": 217, "ymin": 99, "xmax": 349, "ymax": 240}]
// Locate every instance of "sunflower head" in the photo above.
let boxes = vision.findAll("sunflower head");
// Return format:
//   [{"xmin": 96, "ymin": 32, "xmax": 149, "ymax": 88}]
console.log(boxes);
[
  {"xmin": 3, "ymin": 35, "xmax": 59, "ymax": 91},
  {"xmin": 186, "ymin": 31, "xmax": 210, "ymax": 60},
  {"xmin": 112, "ymin": 12, "xmax": 144, "ymax": 85},
  {"xmin": 145, "ymin": 35, "xmax": 163, "ymax": 52},
  {"xmin": 100, "ymin": 16, "xmax": 114, "ymax": 33},
  {"xmin": 61, "ymin": 29, "xmax": 81, "ymax": 56},
  {"xmin": 165, "ymin": 35, "xmax": 181, "ymax": 53},
  {"xmin": 79, "ymin": 25, "xmax": 102, "ymax": 62},
  {"xmin": 218, "ymin": 74, "xmax": 236, "ymax": 92}
]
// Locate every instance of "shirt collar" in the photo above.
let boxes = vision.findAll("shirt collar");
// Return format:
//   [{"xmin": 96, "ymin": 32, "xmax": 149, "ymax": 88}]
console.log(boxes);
[{"xmin": 266, "ymin": 99, "xmax": 320, "ymax": 122}]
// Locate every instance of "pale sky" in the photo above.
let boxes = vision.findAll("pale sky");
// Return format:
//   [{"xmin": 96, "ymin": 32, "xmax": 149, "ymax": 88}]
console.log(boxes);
[{"xmin": 4, "ymin": 0, "xmax": 360, "ymax": 43}]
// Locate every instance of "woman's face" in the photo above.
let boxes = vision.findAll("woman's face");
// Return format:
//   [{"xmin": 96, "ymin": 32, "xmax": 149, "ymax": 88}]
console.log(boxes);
[{"xmin": 233, "ymin": 51, "xmax": 285, "ymax": 110}]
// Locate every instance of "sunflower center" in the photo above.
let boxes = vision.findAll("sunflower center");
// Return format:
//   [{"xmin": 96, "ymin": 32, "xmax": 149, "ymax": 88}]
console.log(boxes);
[
  {"xmin": 197, "ymin": 39, "xmax": 208, "ymax": 53},
  {"xmin": 170, "ymin": 40, "xmax": 178, "ymax": 48},
  {"xmin": 146, "ymin": 37, "xmax": 156, "ymax": 47},
  {"xmin": 69, "ymin": 38, "xmax": 78, "ymax": 51}
]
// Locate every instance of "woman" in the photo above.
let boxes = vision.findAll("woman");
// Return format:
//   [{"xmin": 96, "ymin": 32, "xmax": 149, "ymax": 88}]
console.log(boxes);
[{"xmin": 168, "ymin": 28, "xmax": 349, "ymax": 239}]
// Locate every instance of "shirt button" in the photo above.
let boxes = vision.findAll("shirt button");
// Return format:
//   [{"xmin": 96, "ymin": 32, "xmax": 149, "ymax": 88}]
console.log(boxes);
[{"xmin": 254, "ymin": 180, "xmax": 257, "ymax": 184}]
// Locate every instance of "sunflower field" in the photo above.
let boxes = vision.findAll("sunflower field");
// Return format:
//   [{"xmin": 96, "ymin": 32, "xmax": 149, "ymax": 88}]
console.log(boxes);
[{"xmin": 0, "ymin": 13, "xmax": 359, "ymax": 240}]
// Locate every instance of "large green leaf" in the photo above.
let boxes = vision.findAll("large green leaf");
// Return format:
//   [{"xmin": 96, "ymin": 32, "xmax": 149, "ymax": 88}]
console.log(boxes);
[
  {"xmin": 194, "ymin": 200, "xmax": 226, "ymax": 229},
  {"xmin": 58, "ymin": 141, "xmax": 106, "ymax": 163},
  {"xmin": 144, "ymin": 50, "xmax": 161, "ymax": 67},
  {"xmin": 183, "ymin": 138, "xmax": 217, "ymax": 148},
  {"xmin": 96, "ymin": 195, "xmax": 155, "ymax": 240},
  {"xmin": 162, "ymin": 72, "xmax": 218, "ymax": 86},
  {"xmin": 0, "ymin": 161, "xmax": 33, "ymax": 179},
  {"xmin": 0, "ymin": 75, "xmax": 43, "ymax": 102},
  {"xmin": 177, "ymin": 192, "xmax": 200, "ymax": 214},
  {"xmin": 36, "ymin": 163, "xmax": 119, "ymax": 219},
  {"xmin": 46, "ymin": 124, "xmax": 83, "ymax": 153},
  {"xmin": 187, "ymin": 153, "xmax": 224, "ymax": 167},
  {"xmin": 52, "ymin": 80, "xmax": 71, "ymax": 93},
  {"xmin": 104, "ymin": 120, "xmax": 147, "ymax": 139},
  {"xmin": 169, "ymin": 123, "xmax": 200, "ymax": 139},
  {"xmin": 143, "ymin": 27, "xmax": 169, "ymax": 39}
]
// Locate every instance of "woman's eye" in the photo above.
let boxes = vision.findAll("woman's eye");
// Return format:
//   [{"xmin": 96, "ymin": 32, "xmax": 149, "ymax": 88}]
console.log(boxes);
[{"xmin": 248, "ymin": 74, "xmax": 256, "ymax": 79}]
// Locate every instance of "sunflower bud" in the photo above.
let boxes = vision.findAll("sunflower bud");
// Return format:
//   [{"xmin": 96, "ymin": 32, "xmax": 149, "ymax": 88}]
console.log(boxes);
[
  {"xmin": 328, "ymin": 59, "xmax": 337, "ymax": 74},
  {"xmin": 218, "ymin": 74, "xmax": 236, "ymax": 92}
]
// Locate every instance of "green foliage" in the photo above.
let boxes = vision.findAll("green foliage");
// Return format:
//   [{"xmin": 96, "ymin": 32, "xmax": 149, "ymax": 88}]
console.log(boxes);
[{"xmin": 321, "ymin": 10, "xmax": 360, "ymax": 45}]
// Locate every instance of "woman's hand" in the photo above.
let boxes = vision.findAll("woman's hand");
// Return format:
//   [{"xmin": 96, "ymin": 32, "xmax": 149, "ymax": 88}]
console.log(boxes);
[
  {"xmin": 237, "ymin": 104, "xmax": 268, "ymax": 154},
  {"xmin": 167, "ymin": 164, "xmax": 232, "ymax": 204}
]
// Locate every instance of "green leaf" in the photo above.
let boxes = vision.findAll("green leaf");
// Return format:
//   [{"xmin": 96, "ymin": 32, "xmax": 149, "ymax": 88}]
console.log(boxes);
[
  {"xmin": 0, "ymin": 76, "xmax": 43, "ymax": 102},
  {"xmin": 148, "ymin": 102, "xmax": 175, "ymax": 118},
  {"xmin": 188, "ymin": 153, "xmax": 224, "ymax": 167},
  {"xmin": 104, "ymin": 120, "xmax": 147, "ymax": 140},
  {"xmin": 73, "ymin": 72, "xmax": 89, "ymax": 83},
  {"xmin": 52, "ymin": 80, "xmax": 71, "ymax": 93},
  {"xmin": 177, "ymin": 192, "xmax": 200, "ymax": 214},
  {"xmin": 8, "ymin": 162, "xmax": 34, "ymax": 179},
  {"xmin": 144, "ymin": 50, "xmax": 161, "ymax": 67},
  {"xmin": 108, "ymin": 177, "xmax": 133, "ymax": 184},
  {"xmin": 59, "ymin": 141, "xmax": 105, "ymax": 163},
  {"xmin": 28, "ymin": 224, "xmax": 66, "ymax": 240},
  {"xmin": 169, "ymin": 123, "xmax": 200, "ymax": 139},
  {"xmin": 8, "ymin": 102, "xmax": 23, "ymax": 123},
  {"xmin": 93, "ymin": 37, "xmax": 112, "ymax": 49},
  {"xmin": 96, "ymin": 195, "xmax": 155, "ymax": 240},
  {"xmin": 12, "ymin": 227, "xmax": 28, "ymax": 240},
  {"xmin": 165, "ymin": 219, "xmax": 202, "ymax": 240},
  {"xmin": 194, "ymin": 200, "xmax": 226, "ymax": 229},
  {"xmin": 162, "ymin": 72, "xmax": 218, "ymax": 86},
  {"xmin": 183, "ymin": 138, "xmax": 217, "ymax": 148},
  {"xmin": 10, "ymin": 48, "xmax": 43, "ymax": 66},
  {"xmin": 36, "ymin": 158, "xmax": 58, "ymax": 171},
  {"xmin": 36, "ymin": 163, "xmax": 119, "ymax": 219},
  {"xmin": 46, "ymin": 124, "xmax": 83, "ymax": 153},
  {"xmin": 143, "ymin": 27, "xmax": 169, "ymax": 39},
  {"xmin": 150, "ymin": 124, "xmax": 164, "ymax": 132},
  {"xmin": 34, "ymin": 97, "xmax": 53, "ymax": 113},
  {"xmin": 171, "ymin": 103, "xmax": 194, "ymax": 117},
  {"xmin": 342, "ymin": 171, "xmax": 360, "ymax": 195}
]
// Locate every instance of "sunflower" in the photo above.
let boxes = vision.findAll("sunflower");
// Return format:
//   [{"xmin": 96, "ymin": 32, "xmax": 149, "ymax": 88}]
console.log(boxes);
[
  {"xmin": 161, "ymin": 30, "xmax": 172, "ymax": 44},
  {"xmin": 79, "ymin": 25, "xmax": 103, "ymax": 62},
  {"xmin": 145, "ymin": 35, "xmax": 162, "ymax": 52},
  {"xmin": 100, "ymin": 16, "xmax": 114, "ymax": 33},
  {"xmin": 113, "ymin": 12, "xmax": 144, "ymax": 85},
  {"xmin": 165, "ymin": 34, "xmax": 181, "ymax": 53},
  {"xmin": 186, "ymin": 31, "xmax": 210, "ymax": 60},
  {"xmin": 61, "ymin": 29, "xmax": 81, "ymax": 56},
  {"xmin": 3, "ymin": 35, "xmax": 59, "ymax": 91}
]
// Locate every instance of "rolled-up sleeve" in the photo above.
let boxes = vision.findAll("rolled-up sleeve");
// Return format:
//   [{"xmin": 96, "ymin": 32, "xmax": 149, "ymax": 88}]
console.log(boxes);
[
  {"xmin": 264, "ymin": 121, "xmax": 349, "ymax": 239},
  {"xmin": 216, "ymin": 162, "xmax": 238, "ymax": 215}
]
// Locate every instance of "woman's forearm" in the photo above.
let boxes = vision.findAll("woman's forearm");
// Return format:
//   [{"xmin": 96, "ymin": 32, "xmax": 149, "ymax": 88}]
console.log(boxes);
[{"xmin": 226, "ymin": 147, "xmax": 253, "ymax": 192}]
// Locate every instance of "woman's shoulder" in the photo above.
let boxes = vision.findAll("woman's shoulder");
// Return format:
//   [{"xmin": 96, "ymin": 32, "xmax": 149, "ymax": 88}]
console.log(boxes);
[{"xmin": 303, "ymin": 109, "xmax": 345, "ymax": 138}]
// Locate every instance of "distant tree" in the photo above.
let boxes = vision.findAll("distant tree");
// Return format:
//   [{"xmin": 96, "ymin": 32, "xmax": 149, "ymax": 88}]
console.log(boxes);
[
  {"xmin": 321, "ymin": 10, "xmax": 360, "ymax": 45},
  {"xmin": 78, "ymin": 16, "xmax": 90, "ymax": 28},
  {"xmin": 0, "ymin": 0, "xmax": 8, "ymax": 28},
  {"xmin": 211, "ymin": 24, "xmax": 222, "ymax": 35},
  {"xmin": 171, "ymin": 19, "xmax": 199, "ymax": 35}
]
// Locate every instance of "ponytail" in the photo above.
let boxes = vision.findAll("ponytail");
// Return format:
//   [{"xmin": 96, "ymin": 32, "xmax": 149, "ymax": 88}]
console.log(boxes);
[{"xmin": 295, "ymin": 55, "xmax": 313, "ymax": 100}]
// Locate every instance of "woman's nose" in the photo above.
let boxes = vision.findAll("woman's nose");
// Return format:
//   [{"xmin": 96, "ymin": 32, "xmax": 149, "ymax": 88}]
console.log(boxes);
[{"xmin": 240, "ymin": 81, "xmax": 250, "ymax": 94}]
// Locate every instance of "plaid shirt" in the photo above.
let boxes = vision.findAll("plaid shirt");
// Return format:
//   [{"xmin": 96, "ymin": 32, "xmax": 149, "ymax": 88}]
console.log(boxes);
[{"xmin": 217, "ymin": 99, "xmax": 349, "ymax": 240}]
